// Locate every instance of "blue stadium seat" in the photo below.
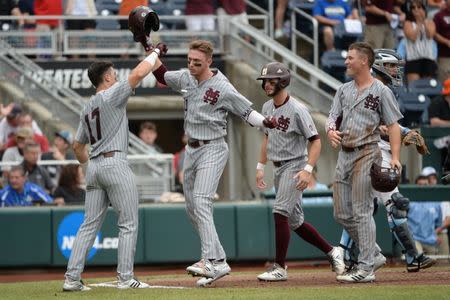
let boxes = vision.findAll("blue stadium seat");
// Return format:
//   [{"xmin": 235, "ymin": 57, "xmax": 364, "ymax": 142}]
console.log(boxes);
[
  {"xmin": 333, "ymin": 21, "xmax": 363, "ymax": 50},
  {"xmin": 321, "ymin": 50, "xmax": 347, "ymax": 82},
  {"xmin": 408, "ymin": 78, "xmax": 443, "ymax": 100},
  {"xmin": 397, "ymin": 89, "xmax": 431, "ymax": 127},
  {"xmin": 95, "ymin": 0, "xmax": 120, "ymax": 30}
]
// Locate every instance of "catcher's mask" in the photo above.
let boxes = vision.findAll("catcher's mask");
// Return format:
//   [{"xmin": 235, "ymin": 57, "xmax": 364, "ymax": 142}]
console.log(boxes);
[
  {"xmin": 128, "ymin": 6, "xmax": 160, "ymax": 51},
  {"xmin": 370, "ymin": 162, "xmax": 400, "ymax": 193},
  {"xmin": 372, "ymin": 49, "xmax": 404, "ymax": 87},
  {"xmin": 257, "ymin": 62, "xmax": 290, "ymax": 96}
]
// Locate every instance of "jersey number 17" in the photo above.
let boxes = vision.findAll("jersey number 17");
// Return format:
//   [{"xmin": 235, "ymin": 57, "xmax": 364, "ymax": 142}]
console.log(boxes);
[{"xmin": 85, "ymin": 107, "xmax": 102, "ymax": 144}]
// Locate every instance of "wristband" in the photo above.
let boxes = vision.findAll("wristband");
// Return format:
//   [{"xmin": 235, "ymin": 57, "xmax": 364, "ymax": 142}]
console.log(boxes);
[
  {"xmin": 256, "ymin": 162, "xmax": 265, "ymax": 170},
  {"xmin": 153, "ymin": 48, "xmax": 161, "ymax": 56},
  {"xmin": 304, "ymin": 164, "xmax": 313, "ymax": 173},
  {"xmin": 144, "ymin": 51, "xmax": 159, "ymax": 65}
]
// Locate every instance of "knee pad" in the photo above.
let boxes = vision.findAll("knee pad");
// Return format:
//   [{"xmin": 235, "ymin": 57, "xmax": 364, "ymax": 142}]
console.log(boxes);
[{"xmin": 389, "ymin": 192, "xmax": 410, "ymax": 219}]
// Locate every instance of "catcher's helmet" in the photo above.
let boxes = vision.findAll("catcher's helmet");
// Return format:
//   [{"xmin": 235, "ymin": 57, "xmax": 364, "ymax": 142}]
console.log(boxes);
[
  {"xmin": 257, "ymin": 62, "xmax": 291, "ymax": 91},
  {"xmin": 128, "ymin": 6, "xmax": 160, "ymax": 51},
  {"xmin": 372, "ymin": 49, "xmax": 404, "ymax": 87},
  {"xmin": 370, "ymin": 162, "xmax": 400, "ymax": 193}
]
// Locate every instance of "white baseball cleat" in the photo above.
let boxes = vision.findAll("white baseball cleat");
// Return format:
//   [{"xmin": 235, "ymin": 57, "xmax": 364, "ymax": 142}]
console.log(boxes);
[
  {"xmin": 257, "ymin": 263, "xmax": 288, "ymax": 282},
  {"xmin": 328, "ymin": 246, "xmax": 346, "ymax": 275},
  {"xmin": 117, "ymin": 277, "xmax": 150, "ymax": 289},
  {"xmin": 373, "ymin": 252, "xmax": 387, "ymax": 272},
  {"xmin": 196, "ymin": 260, "xmax": 231, "ymax": 287},
  {"xmin": 63, "ymin": 279, "xmax": 91, "ymax": 292},
  {"xmin": 336, "ymin": 268, "xmax": 375, "ymax": 283},
  {"xmin": 186, "ymin": 259, "xmax": 215, "ymax": 278}
]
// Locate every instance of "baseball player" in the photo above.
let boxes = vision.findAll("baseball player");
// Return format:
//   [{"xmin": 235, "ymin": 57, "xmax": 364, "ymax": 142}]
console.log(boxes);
[
  {"xmin": 151, "ymin": 40, "xmax": 277, "ymax": 287},
  {"xmin": 326, "ymin": 42, "xmax": 403, "ymax": 283},
  {"xmin": 255, "ymin": 62, "xmax": 345, "ymax": 281},
  {"xmin": 337, "ymin": 49, "xmax": 435, "ymax": 273},
  {"xmin": 63, "ymin": 44, "xmax": 167, "ymax": 292}
]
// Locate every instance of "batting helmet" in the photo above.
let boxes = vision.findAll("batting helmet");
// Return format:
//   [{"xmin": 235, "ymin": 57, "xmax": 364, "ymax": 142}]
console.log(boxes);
[
  {"xmin": 128, "ymin": 6, "xmax": 160, "ymax": 51},
  {"xmin": 372, "ymin": 49, "xmax": 404, "ymax": 87},
  {"xmin": 370, "ymin": 162, "xmax": 400, "ymax": 193},
  {"xmin": 256, "ymin": 62, "xmax": 291, "ymax": 91}
]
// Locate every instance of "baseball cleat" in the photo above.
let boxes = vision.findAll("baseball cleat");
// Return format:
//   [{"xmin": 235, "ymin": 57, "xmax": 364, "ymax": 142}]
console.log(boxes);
[
  {"xmin": 63, "ymin": 279, "xmax": 91, "ymax": 292},
  {"xmin": 257, "ymin": 263, "xmax": 288, "ymax": 282},
  {"xmin": 407, "ymin": 254, "xmax": 436, "ymax": 272},
  {"xmin": 117, "ymin": 277, "xmax": 150, "ymax": 289},
  {"xmin": 373, "ymin": 252, "xmax": 387, "ymax": 272},
  {"xmin": 186, "ymin": 259, "xmax": 214, "ymax": 278},
  {"xmin": 196, "ymin": 260, "xmax": 231, "ymax": 287},
  {"xmin": 328, "ymin": 246, "xmax": 346, "ymax": 275},
  {"xmin": 336, "ymin": 268, "xmax": 375, "ymax": 283}
]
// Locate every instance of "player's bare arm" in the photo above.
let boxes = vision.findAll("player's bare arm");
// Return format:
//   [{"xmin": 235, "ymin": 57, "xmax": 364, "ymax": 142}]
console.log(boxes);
[
  {"xmin": 256, "ymin": 135, "xmax": 268, "ymax": 190},
  {"xmin": 387, "ymin": 122, "xmax": 402, "ymax": 170},
  {"xmin": 294, "ymin": 137, "xmax": 320, "ymax": 191},
  {"xmin": 73, "ymin": 141, "xmax": 88, "ymax": 164},
  {"xmin": 128, "ymin": 43, "xmax": 168, "ymax": 89},
  {"xmin": 327, "ymin": 130, "xmax": 343, "ymax": 148}
]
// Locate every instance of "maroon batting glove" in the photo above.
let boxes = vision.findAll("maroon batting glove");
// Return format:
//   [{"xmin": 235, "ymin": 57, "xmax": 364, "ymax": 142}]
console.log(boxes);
[
  {"xmin": 263, "ymin": 116, "xmax": 277, "ymax": 129},
  {"xmin": 153, "ymin": 42, "xmax": 168, "ymax": 57}
]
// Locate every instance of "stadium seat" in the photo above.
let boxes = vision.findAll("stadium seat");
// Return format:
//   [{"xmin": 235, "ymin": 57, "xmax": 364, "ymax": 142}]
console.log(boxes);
[
  {"xmin": 321, "ymin": 50, "xmax": 347, "ymax": 82},
  {"xmin": 95, "ymin": 0, "xmax": 120, "ymax": 30},
  {"xmin": 96, "ymin": 0, "xmax": 120, "ymax": 14},
  {"xmin": 408, "ymin": 78, "xmax": 443, "ymax": 100},
  {"xmin": 396, "ymin": 89, "xmax": 431, "ymax": 127},
  {"xmin": 333, "ymin": 21, "xmax": 363, "ymax": 50}
]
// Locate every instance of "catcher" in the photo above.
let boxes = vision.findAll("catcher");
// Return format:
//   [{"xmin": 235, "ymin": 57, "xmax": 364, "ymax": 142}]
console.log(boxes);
[{"xmin": 337, "ymin": 49, "xmax": 435, "ymax": 273}]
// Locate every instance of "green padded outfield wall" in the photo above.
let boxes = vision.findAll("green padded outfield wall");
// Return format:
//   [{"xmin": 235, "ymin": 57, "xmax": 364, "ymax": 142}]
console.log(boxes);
[
  {"xmin": 51, "ymin": 207, "xmax": 145, "ymax": 266},
  {"xmin": 421, "ymin": 126, "xmax": 450, "ymax": 177},
  {"xmin": 0, "ymin": 208, "xmax": 52, "ymax": 267},
  {"xmin": 143, "ymin": 203, "xmax": 236, "ymax": 263}
]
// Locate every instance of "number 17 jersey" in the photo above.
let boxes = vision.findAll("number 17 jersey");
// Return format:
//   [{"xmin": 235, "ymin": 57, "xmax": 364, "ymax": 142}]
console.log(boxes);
[{"xmin": 75, "ymin": 80, "xmax": 133, "ymax": 158}]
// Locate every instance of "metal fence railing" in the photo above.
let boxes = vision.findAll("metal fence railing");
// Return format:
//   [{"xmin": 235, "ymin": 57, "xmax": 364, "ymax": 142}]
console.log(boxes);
[{"xmin": 0, "ymin": 154, "xmax": 174, "ymax": 202}]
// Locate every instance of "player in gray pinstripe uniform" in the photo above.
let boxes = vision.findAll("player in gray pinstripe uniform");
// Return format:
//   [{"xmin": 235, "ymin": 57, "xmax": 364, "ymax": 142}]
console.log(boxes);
[
  {"xmin": 63, "ymin": 43, "xmax": 168, "ymax": 292},
  {"xmin": 326, "ymin": 42, "xmax": 403, "ymax": 283},
  {"xmin": 151, "ymin": 40, "xmax": 277, "ymax": 287},
  {"xmin": 254, "ymin": 62, "xmax": 345, "ymax": 281}
]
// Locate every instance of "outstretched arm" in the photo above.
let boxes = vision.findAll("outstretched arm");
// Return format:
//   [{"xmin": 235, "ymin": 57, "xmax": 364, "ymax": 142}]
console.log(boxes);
[{"xmin": 128, "ymin": 43, "xmax": 168, "ymax": 89}]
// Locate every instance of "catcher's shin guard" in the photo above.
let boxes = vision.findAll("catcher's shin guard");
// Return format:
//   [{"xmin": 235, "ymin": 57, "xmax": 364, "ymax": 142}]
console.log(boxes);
[{"xmin": 390, "ymin": 220, "xmax": 418, "ymax": 259}]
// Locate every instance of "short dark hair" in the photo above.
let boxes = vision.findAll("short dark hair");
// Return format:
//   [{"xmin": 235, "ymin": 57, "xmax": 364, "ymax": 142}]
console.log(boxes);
[
  {"xmin": 88, "ymin": 61, "xmax": 114, "ymax": 88},
  {"xmin": 139, "ymin": 121, "xmax": 157, "ymax": 134},
  {"xmin": 349, "ymin": 42, "xmax": 375, "ymax": 67},
  {"xmin": 9, "ymin": 165, "xmax": 26, "ymax": 177}
]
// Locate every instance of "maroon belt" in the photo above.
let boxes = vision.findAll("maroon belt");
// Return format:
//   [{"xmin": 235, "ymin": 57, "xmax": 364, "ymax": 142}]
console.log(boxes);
[
  {"xmin": 273, "ymin": 159, "xmax": 293, "ymax": 168},
  {"xmin": 91, "ymin": 150, "xmax": 121, "ymax": 159},
  {"xmin": 341, "ymin": 144, "xmax": 373, "ymax": 152}
]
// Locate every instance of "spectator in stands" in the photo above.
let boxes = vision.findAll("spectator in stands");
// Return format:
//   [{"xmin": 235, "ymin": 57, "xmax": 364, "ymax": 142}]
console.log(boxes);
[
  {"xmin": 34, "ymin": 0, "xmax": 62, "ymax": 58},
  {"xmin": 52, "ymin": 164, "xmax": 85, "ymax": 205},
  {"xmin": 65, "ymin": 0, "xmax": 97, "ymax": 60},
  {"xmin": 363, "ymin": 0, "xmax": 397, "ymax": 49},
  {"xmin": 433, "ymin": 1, "xmax": 450, "ymax": 82},
  {"xmin": 0, "ymin": 103, "xmax": 22, "ymax": 151},
  {"xmin": 1, "ymin": 127, "xmax": 34, "ymax": 179},
  {"xmin": 5, "ymin": 113, "xmax": 49, "ymax": 152},
  {"xmin": 428, "ymin": 78, "xmax": 450, "ymax": 126},
  {"xmin": 18, "ymin": 0, "xmax": 36, "ymax": 30},
  {"xmin": 217, "ymin": 0, "xmax": 249, "ymax": 38},
  {"xmin": 185, "ymin": 0, "xmax": 215, "ymax": 32},
  {"xmin": 313, "ymin": 0, "xmax": 354, "ymax": 51},
  {"xmin": 0, "ymin": 165, "xmax": 56, "ymax": 207},
  {"xmin": 408, "ymin": 175, "xmax": 442, "ymax": 255},
  {"xmin": 41, "ymin": 130, "xmax": 75, "ymax": 186},
  {"xmin": 138, "ymin": 121, "xmax": 163, "ymax": 154},
  {"xmin": 421, "ymin": 166, "xmax": 438, "ymax": 184},
  {"xmin": 274, "ymin": 0, "xmax": 288, "ymax": 39},
  {"xmin": 0, "ymin": 0, "xmax": 24, "ymax": 31},
  {"xmin": 403, "ymin": 0, "xmax": 437, "ymax": 83},
  {"xmin": 21, "ymin": 142, "xmax": 54, "ymax": 193},
  {"xmin": 0, "ymin": 104, "xmax": 43, "ymax": 151},
  {"xmin": 427, "ymin": 0, "xmax": 446, "ymax": 18},
  {"xmin": 118, "ymin": 0, "xmax": 148, "ymax": 30}
]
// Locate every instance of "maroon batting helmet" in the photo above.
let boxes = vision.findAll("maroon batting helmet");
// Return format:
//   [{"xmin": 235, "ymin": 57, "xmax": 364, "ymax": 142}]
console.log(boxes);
[
  {"xmin": 370, "ymin": 162, "xmax": 400, "ymax": 193},
  {"xmin": 128, "ymin": 6, "xmax": 160, "ymax": 51},
  {"xmin": 256, "ymin": 62, "xmax": 291, "ymax": 90}
]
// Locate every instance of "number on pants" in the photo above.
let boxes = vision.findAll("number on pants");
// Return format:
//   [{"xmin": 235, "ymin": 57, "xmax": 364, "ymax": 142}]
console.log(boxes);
[{"xmin": 84, "ymin": 107, "xmax": 102, "ymax": 144}]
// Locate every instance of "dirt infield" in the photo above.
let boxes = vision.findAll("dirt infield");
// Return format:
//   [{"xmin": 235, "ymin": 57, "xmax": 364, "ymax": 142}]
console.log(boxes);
[{"xmin": 1, "ymin": 261, "xmax": 449, "ymax": 288}]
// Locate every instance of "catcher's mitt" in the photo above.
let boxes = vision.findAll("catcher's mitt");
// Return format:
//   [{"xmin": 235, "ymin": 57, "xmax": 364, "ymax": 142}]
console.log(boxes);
[{"xmin": 402, "ymin": 130, "xmax": 430, "ymax": 155}]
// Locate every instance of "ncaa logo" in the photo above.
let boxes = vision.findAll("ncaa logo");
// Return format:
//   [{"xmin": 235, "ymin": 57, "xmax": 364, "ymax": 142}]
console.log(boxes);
[
  {"xmin": 261, "ymin": 67, "xmax": 267, "ymax": 76},
  {"xmin": 141, "ymin": 12, "xmax": 147, "ymax": 17},
  {"xmin": 57, "ymin": 212, "xmax": 100, "ymax": 260}
]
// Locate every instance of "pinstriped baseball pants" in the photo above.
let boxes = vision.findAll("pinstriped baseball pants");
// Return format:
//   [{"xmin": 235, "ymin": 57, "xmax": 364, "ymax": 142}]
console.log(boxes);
[
  {"xmin": 333, "ymin": 144, "xmax": 381, "ymax": 271},
  {"xmin": 65, "ymin": 153, "xmax": 139, "ymax": 282},
  {"xmin": 183, "ymin": 138, "xmax": 228, "ymax": 260}
]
